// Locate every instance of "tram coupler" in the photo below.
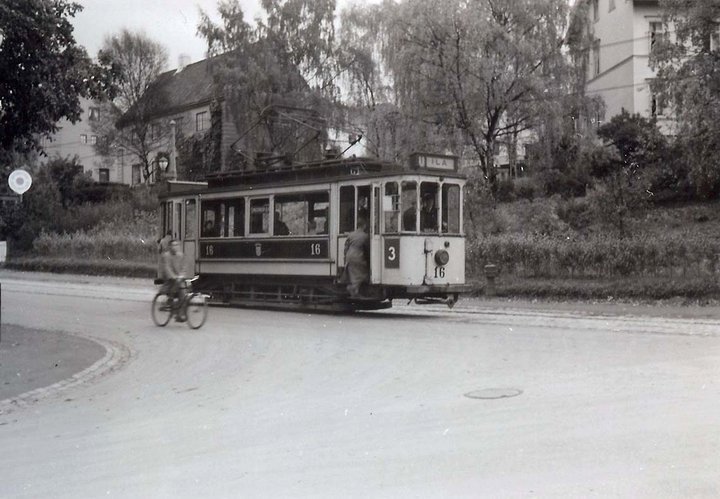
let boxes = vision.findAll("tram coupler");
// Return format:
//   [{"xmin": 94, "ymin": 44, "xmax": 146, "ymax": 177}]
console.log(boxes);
[{"xmin": 413, "ymin": 294, "xmax": 458, "ymax": 309}]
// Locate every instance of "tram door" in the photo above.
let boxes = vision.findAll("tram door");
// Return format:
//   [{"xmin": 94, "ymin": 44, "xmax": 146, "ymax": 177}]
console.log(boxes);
[
  {"xmin": 337, "ymin": 184, "xmax": 376, "ymax": 283},
  {"xmin": 369, "ymin": 184, "xmax": 382, "ymax": 284},
  {"xmin": 182, "ymin": 198, "xmax": 198, "ymax": 275},
  {"xmin": 165, "ymin": 198, "xmax": 198, "ymax": 277}
]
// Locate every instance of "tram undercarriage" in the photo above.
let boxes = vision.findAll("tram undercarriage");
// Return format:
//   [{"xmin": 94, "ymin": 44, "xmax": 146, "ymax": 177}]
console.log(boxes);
[{"xmin": 196, "ymin": 274, "xmax": 465, "ymax": 312}]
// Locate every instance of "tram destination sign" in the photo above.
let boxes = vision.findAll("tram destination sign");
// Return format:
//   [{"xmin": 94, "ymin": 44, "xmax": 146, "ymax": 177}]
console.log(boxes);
[{"xmin": 409, "ymin": 153, "xmax": 458, "ymax": 172}]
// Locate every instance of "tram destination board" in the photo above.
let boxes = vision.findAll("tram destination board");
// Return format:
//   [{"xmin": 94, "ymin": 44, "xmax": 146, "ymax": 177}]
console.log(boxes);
[
  {"xmin": 200, "ymin": 238, "xmax": 329, "ymax": 260},
  {"xmin": 408, "ymin": 153, "xmax": 458, "ymax": 172}
]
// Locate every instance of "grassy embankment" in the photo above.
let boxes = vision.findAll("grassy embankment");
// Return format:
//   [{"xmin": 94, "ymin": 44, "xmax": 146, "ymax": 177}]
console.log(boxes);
[
  {"xmin": 6, "ymin": 198, "xmax": 720, "ymax": 301},
  {"xmin": 467, "ymin": 199, "xmax": 720, "ymax": 300}
]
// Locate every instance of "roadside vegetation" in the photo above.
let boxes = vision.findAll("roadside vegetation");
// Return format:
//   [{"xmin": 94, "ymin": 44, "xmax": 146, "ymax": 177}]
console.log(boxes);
[{"xmin": 1, "ymin": 156, "xmax": 157, "ymax": 277}]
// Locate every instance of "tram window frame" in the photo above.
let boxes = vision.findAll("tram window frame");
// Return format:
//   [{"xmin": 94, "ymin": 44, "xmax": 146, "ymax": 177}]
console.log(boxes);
[
  {"xmin": 401, "ymin": 181, "xmax": 417, "ymax": 232},
  {"xmin": 274, "ymin": 191, "xmax": 329, "ymax": 236},
  {"xmin": 339, "ymin": 185, "xmax": 355, "ymax": 234},
  {"xmin": 383, "ymin": 182, "xmax": 400, "ymax": 234},
  {"xmin": 161, "ymin": 201, "xmax": 173, "ymax": 237},
  {"xmin": 223, "ymin": 197, "xmax": 245, "ymax": 237},
  {"xmin": 419, "ymin": 182, "xmax": 440, "ymax": 233},
  {"xmin": 185, "ymin": 199, "xmax": 197, "ymax": 240},
  {"xmin": 249, "ymin": 198, "xmax": 271, "ymax": 235},
  {"xmin": 200, "ymin": 199, "xmax": 224, "ymax": 237},
  {"xmin": 442, "ymin": 183, "xmax": 461, "ymax": 234}
]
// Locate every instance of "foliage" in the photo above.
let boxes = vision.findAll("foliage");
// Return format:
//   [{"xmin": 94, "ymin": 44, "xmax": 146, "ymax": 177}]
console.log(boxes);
[
  {"xmin": 32, "ymin": 215, "xmax": 157, "ymax": 263},
  {"xmin": 467, "ymin": 230, "xmax": 720, "ymax": 279},
  {"xmin": 652, "ymin": 0, "xmax": 720, "ymax": 199},
  {"xmin": 41, "ymin": 156, "xmax": 94, "ymax": 208},
  {"xmin": 5, "ymin": 257, "xmax": 156, "ymax": 277},
  {"xmin": 580, "ymin": 111, "xmax": 671, "ymax": 232},
  {"xmin": 0, "ymin": 156, "xmax": 157, "ymax": 253},
  {"xmin": 198, "ymin": 0, "xmax": 337, "ymax": 166},
  {"xmin": 92, "ymin": 29, "xmax": 169, "ymax": 182},
  {"xmin": 0, "ymin": 0, "xmax": 116, "ymax": 153},
  {"xmin": 381, "ymin": 0, "xmax": 573, "ymax": 192},
  {"xmin": 176, "ymin": 103, "xmax": 221, "ymax": 181}
]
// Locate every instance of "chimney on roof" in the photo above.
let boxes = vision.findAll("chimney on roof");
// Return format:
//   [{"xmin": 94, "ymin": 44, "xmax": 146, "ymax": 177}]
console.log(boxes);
[{"xmin": 177, "ymin": 54, "xmax": 191, "ymax": 72}]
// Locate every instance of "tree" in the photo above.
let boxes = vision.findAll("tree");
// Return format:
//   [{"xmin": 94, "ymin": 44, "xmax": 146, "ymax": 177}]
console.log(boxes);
[
  {"xmin": 382, "ymin": 0, "xmax": 573, "ymax": 192},
  {"xmin": 587, "ymin": 111, "xmax": 667, "ymax": 232},
  {"xmin": 92, "ymin": 29, "xmax": 168, "ymax": 182},
  {"xmin": 651, "ymin": 0, "xmax": 720, "ymax": 199},
  {"xmin": 0, "ymin": 0, "xmax": 115, "ymax": 154},
  {"xmin": 198, "ymin": 0, "xmax": 337, "ymax": 167}
]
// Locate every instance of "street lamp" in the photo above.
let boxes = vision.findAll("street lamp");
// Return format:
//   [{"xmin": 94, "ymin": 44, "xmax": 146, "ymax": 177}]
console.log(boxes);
[{"xmin": 158, "ymin": 156, "xmax": 169, "ymax": 174}]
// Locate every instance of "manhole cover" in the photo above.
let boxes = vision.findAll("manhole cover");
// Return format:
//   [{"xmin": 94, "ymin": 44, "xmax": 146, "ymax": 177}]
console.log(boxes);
[{"xmin": 464, "ymin": 388, "xmax": 522, "ymax": 400}]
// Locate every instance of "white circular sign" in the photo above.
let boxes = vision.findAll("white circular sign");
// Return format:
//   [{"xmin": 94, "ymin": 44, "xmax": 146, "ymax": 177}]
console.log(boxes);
[{"xmin": 8, "ymin": 169, "xmax": 32, "ymax": 195}]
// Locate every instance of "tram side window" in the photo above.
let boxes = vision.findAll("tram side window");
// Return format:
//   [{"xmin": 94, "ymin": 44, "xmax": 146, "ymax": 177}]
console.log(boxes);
[
  {"xmin": 384, "ymin": 182, "xmax": 399, "ymax": 233},
  {"xmin": 201, "ymin": 200, "xmax": 222, "ymax": 237},
  {"xmin": 185, "ymin": 199, "xmax": 197, "ymax": 240},
  {"xmin": 161, "ymin": 201, "xmax": 173, "ymax": 236},
  {"xmin": 250, "ymin": 198, "xmax": 270, "ymax": 234},
  {"xmin": 274, "ymin": 192, "xmax": 329, "ymax": 236},
  {"xmin": 339, "ymin": 186, "xmax": 355, "ymax": 233},
  {"xmin": 442, "ymin": 184, "xmax": 461, "ymax": 233},
  {"xmin": 224, "ymin": 198, "xmax": 245, "ymax": 237},
  {"xmin": 401, "ymin": 181, "xmax": 417, "ymax": 231},
  {"xmin": 420, "ymin": 182, "xmax": 439, "ymax": 232}
]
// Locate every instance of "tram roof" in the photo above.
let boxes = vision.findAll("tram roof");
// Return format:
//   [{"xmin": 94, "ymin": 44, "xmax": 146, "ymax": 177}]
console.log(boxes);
[
  {"xmin": 204, "ymin": 156, "xmax": 465, "ymax": 189},
  {"xmin": 158, "ymin": 155, "xmax": 465, "ymax": 199}
]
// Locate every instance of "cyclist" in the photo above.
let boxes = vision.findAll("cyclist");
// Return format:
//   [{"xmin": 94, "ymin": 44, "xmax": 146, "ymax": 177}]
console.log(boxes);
[{"xmin": 160, "ymin": 239, "xmax": 187, "ymax": 321}]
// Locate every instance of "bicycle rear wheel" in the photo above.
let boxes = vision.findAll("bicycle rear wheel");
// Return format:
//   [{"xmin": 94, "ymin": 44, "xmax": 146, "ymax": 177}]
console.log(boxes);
[
  {"xmin": 185, "ymin": 293, "xmax": 208, "ymax": 329},
  {"xmin": 152, "ymin": 292, "xmax": 173, "ymax": 326}
]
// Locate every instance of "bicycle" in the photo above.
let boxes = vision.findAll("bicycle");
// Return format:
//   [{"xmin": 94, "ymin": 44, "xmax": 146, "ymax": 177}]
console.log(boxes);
[{"xmin": 151, "ymin": 276, "xmax": 208, "ymax": 329}]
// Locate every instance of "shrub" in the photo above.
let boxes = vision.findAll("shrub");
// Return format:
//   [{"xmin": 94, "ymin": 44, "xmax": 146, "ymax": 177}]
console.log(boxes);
[{"xmin": 467, "ymin": 231, "xmax": 720, "ymax": 279}]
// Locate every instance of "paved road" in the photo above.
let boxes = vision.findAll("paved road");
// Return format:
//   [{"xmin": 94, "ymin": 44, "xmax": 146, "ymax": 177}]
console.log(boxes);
[{"xmin": 1, "ymin": 271, "xmax": 719, "ymax": 498}]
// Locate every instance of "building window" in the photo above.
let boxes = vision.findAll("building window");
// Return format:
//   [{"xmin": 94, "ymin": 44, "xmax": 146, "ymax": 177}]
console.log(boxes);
[
  {"xmin": 649, "ymin": 21, "xmax": 665, "ymax": 53},
  {"xmin": 132, "ymin": 164, "xmax": 141, "ymax": 185},
  {"xmin": 592, "ymin": 40, "xmax": 601, "ymax": 77},
  {"xmin": 90, "ymin": 135, "xmax": 97, "ymax": 145},
  {"xmin": 592, "ymin": 0, "xmax": 599, "ymax": 21},
  {"xmin": 98, "ymin": 168, "xmax": 109, "ymax": 183},
  {"xmin": 608, "ymin": 0, "xmax": 615, "ymax": 11},
  {"xmin": 89, "ymin": 107, "xmax": 100, "ymax": 121},
  {"xmin": 173, "ymin": 117, "xmax": 184, "ymax": 135},
  {"xmin": 80, "ymin": 134, "xmax": 87, "ymax": 144},
  {"xmin": 196, "ymin": 111, "xmax": 208, "ymax": 132},
  {"xmin": 651, "ymin": 92, "xmax": 666, "ymax": 118}
]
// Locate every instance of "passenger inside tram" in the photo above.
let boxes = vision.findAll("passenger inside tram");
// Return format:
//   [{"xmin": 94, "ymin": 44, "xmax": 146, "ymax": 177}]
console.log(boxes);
[{"xmin": 420, "ymin": 193, "xmax": 438, "ymax": 232}]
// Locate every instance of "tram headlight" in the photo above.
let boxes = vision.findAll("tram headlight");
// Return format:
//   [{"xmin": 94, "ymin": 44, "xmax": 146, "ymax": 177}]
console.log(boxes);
[{"xmin": 434, "ymin": 249, "xmax": 450, "ymax": 266}]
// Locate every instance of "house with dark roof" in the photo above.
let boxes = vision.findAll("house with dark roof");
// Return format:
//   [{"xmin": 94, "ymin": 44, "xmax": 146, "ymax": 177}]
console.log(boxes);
[{"xmin": 116, "ymin": 55, "xmax": 240, "ymax": 184}]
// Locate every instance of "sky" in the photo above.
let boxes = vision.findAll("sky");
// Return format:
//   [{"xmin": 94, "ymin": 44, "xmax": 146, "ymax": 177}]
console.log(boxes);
[
  {"xmin": 71, "ymin": 0, "xmax": 367, "ymax": 71},
  {"xmin": 71, "ymin": 0, "xmax": 262, "ymax": 69}
]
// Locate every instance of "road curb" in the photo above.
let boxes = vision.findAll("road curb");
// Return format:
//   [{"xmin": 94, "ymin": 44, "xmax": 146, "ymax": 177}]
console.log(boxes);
[{"xmin": 0, "ymin": 335, "xmax": 134, "ymax": 416}]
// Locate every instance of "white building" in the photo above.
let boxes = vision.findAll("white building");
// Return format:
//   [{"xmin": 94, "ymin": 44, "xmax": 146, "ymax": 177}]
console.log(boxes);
[
  {"xmin": 578, "ymin": 0, "xmax": 672, "ymax": 130},
  {"xmin": 41, "ymin": 97, "xmax": 118, "ymax": 182}
]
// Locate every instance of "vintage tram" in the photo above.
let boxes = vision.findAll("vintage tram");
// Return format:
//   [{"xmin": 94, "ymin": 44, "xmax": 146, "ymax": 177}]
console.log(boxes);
[{"xmin": 157, "ymin": 153, "xmax": 471, "ymax": 311}]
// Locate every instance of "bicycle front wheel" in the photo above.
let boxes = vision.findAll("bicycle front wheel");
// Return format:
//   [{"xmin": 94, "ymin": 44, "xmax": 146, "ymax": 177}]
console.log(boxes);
[
  {"xmin": 185, "ymin": 293, "xmax": 208, "ymax": 329},
  {"xmin": 151, "ymin": 292, "xmax": 173, "ymax": 327}
]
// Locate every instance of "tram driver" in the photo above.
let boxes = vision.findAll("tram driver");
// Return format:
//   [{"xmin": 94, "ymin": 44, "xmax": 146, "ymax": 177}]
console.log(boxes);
[{"xmin": 420, "ymin": 193, "xmax": 438, "ymax": 232}]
